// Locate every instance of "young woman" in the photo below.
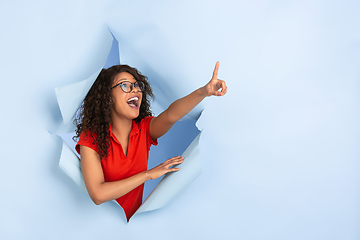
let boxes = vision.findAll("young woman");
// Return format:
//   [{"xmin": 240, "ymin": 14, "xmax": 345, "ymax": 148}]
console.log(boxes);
[{"xmin": 75, "ymin": 62, "xmax": 227, "ymax": 221}]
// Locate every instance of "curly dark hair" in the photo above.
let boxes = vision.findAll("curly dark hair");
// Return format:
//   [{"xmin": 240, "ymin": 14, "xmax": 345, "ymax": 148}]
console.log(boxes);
[{"xmin": 74, "ymin": 64, "xmax": 154, "ymax": 160}]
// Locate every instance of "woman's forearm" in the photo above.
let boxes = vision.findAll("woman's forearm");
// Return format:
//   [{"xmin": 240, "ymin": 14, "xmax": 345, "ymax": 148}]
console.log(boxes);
[
  {"xmin": 165, "ymin": 87, "xmax": 206, "ymax": 124},
  {"xmin": 80, "ymin": 146, "xmax": 184, "ymax": 205},
  {"xmin": 80, "ymin": 146, "xmax": 150, "ymax": 205},
  {"xmin": 149, "ymin": 87, "xmax": 206, "ymax": 140},
  {"xmin": 89, "ymin": 171, "xmax": 150, "ymax": 205}
]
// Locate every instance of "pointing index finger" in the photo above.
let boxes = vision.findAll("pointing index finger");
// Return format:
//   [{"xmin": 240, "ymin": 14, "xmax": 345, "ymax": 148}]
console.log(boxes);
[{"xmin": 212, "ymin": 61, "xmax": 219, "ymax": 79}]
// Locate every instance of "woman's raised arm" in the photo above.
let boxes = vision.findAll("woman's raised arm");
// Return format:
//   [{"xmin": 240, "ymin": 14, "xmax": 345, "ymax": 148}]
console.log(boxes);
[{"xmin": 149, "ymin": 61, "xmax": 227, "ymax": 140}]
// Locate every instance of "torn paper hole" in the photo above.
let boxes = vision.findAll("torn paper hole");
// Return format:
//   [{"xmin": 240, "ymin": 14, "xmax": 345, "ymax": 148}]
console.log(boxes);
[
  {"xmin": 54, "ymin": 32, "xmax": 204, "ymax": 221},
  {"xmin": 57, "ymin": 125, "xmax": 202, "ymax": 219}
]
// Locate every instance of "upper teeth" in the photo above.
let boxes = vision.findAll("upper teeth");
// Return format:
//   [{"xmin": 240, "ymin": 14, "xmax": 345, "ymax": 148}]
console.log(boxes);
[{"xmin": 127, "ymin": 96, "xmax": 138, "ymax": 102}]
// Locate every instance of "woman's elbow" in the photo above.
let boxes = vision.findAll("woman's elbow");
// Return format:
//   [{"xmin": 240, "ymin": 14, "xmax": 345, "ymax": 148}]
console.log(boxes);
[
  {"xmin": 89, "ymin": 193, "xmax": 105, "ymax": 205},
  {"xmin": 93, "ymin": 199, "xmax": 103, "ymax": 205}
]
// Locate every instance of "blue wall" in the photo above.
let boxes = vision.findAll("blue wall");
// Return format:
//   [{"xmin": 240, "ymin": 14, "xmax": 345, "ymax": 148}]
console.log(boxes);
[{"xmin": 0, "ymin": 0, "xmax": 359, "ymax": 239}]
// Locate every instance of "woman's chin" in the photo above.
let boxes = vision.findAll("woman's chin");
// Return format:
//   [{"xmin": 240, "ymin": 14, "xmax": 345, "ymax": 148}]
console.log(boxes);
[{"xmin": 131, "ymin": 111, "xmax": 140, "ymax": 120}]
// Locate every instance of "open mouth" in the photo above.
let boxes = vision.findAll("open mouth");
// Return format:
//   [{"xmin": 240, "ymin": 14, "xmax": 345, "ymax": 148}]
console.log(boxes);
[{"xmin": 127, "ymin": 96, "xmax": 140, "ymax": 109}]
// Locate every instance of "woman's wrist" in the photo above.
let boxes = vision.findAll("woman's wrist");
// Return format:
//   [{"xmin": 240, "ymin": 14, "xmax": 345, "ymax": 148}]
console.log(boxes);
[
  {"xmin": 143, "ymin": 170, "xmax": 152, "ymax": 181},
  {"xmin": 197, "ymin": 86, "xmax": 208, "ymax": 98}
]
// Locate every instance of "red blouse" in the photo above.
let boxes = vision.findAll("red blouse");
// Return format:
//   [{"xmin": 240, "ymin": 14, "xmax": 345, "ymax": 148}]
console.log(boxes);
[{"xmin": 76, "ymin": 116, "xmax": 158, "ymax": 220}]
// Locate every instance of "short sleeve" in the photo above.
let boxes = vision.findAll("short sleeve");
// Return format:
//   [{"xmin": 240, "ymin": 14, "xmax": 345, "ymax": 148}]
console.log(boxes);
[
  {"xmin": 143, "ymin": 116, "xmax": 158, "ymax": 147},
  {"xmin": 75, "ymin": 131, "xmax": 98, "ymax": 155}
]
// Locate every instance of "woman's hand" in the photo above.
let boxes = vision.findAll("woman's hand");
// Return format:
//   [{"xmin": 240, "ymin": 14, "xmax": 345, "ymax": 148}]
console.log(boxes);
[
  {"xmin": 201, "ymin": 61, "xmax": 227, "ymax": 97},
  {"xmin": 146, "ymin": 156, "xmax": 184, "ymax": 180}
]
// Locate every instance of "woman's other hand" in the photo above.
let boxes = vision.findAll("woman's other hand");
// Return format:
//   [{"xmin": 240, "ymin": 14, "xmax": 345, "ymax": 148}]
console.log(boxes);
[
  {"xmin": 202, "ymin": 61, "xmax": 227, "ymax": 97},
  {"xmin": 147, "ymin": 156, "xmax": 184, "ymax": 180}
]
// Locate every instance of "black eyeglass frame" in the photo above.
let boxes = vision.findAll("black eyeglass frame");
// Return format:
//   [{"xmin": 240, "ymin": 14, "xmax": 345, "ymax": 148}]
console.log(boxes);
[{"xmin": 111, "ymin": 81, "xmax": 144, "ymax": 93}]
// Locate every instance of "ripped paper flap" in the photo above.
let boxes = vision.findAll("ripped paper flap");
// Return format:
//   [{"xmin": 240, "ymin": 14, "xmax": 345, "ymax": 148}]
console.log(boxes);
[
  {"xmin": 135, "ymin": 132, "xmax": 202, "ymax": 214},
  {"xmin": 59, "ymin": 140, "xmax": 86, "ymax": 191},
  {"xmin": 55, "ymin": 69, "xmax": 101, "ymax": 124}
]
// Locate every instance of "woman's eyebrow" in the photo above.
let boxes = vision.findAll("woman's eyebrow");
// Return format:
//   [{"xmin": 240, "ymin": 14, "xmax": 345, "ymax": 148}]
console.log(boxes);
[{"xmin": 116, "ymin": 78, "xmax": 136, "ymax": 83}]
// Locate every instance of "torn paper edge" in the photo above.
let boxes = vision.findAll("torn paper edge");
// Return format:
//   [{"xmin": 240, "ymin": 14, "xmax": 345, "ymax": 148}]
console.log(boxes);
[
  {"xmin": 59, "ymin": 140, "xmax": 87, "ymax": 192},
  {"xmin": 135, "ymin": 132, "xmax": 202, "ymax": 214},
  {"xmin": 55, "ymin": 68, "xmax": 102, "ymax": 124}
]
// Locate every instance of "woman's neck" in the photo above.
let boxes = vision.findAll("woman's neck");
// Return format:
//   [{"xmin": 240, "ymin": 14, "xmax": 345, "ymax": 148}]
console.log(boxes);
[{"xmin": 110, "ymin": 116, "xmax": 132, "ymax": 140}]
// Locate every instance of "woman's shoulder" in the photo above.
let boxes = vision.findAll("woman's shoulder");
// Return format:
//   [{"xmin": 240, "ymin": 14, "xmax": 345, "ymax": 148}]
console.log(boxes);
[
  {"xmin": 75, "ymin": 129, "xmax": 99, "ymax": 154},
  {"xmin": 79, "ymin": 129, "xmax": 98, "ymax": 140},
  {"xmin": 136, "ymin": 116, "xmax": 155, "ymax": 127}
]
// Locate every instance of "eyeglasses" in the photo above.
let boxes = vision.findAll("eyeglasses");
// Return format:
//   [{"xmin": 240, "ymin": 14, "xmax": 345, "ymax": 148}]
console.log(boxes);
[{"xmin": 111, "ymin": 81, "xmax": 144, "ymax": 93}]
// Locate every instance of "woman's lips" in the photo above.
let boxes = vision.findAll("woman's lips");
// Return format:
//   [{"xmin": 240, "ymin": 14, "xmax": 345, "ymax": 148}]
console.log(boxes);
[{"xmin": 127, "ymin": 96, "xmax": 139, "ymax": 109}]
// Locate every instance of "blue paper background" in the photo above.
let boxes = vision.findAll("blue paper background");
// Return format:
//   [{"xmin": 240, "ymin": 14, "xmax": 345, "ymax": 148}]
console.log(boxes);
[{"xmin": 1, "ymin": 0, "xmax": 359, "ymax": 239}]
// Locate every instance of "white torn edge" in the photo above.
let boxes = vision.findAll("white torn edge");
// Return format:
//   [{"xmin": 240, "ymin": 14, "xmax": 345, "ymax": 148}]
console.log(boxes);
[
  {"xmin": 195, "ymin": 109, "xmax": 205, "ymax": 131},
  {"xmin": 55, "ymin": 68, "xmax": 102, "ymax": 124},
  {"xmin": 135, "ymin": 132, "xmax": 202, "ymax": 214},
  {"xmin": 59, "ymin": 140, "xmax": 86, "ymax": 192}
]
